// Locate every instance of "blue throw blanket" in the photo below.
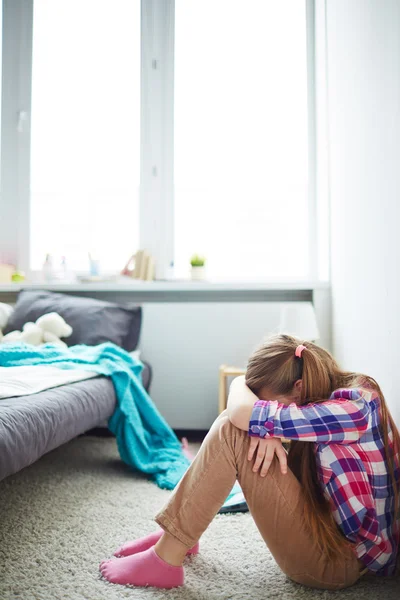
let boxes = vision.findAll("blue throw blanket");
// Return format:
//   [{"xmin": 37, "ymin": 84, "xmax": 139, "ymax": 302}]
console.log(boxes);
[{"xmin": 0, "ymin": 343, "xmax": 190, "ymax": 489}]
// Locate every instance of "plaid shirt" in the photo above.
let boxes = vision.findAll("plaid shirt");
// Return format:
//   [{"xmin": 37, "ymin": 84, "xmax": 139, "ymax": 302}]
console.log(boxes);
[{"xmin": 249, "ymin": 388, "xmax": 399, "ymax": 575}]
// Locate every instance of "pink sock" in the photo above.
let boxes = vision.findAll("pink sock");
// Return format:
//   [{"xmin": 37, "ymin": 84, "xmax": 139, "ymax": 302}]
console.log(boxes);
[
  {"xmin": 100, "ymin": 547, "xmax": 184, "ymax": 588},
  {"xmin": 114, "ymin": 530, "xmax": 199, "ymax": 557}
]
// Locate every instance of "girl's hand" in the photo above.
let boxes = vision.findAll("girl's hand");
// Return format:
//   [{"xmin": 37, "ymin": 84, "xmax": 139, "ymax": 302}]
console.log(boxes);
[{"xmin": 248, "ymin": 436, "xmax": 288, "ymax": 477}]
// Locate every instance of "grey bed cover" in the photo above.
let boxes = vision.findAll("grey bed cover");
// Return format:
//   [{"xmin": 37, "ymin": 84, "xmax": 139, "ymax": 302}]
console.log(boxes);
[{"xmin": 0, "ymin": 377, "xmax": 116, "ymax": 482}]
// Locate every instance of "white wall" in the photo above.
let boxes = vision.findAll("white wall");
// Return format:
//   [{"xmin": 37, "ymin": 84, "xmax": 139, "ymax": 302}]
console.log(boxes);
[
  {"xmin": 139, "ymin": 295, "xmax": 330, "ymax": 429},
  {"xmin": 140, "ymin": 302, "xmax": 282, "ymax": 428},
  {"xmin": 323, "ymin": 0, "xmax": 400, "ymax": 423}
]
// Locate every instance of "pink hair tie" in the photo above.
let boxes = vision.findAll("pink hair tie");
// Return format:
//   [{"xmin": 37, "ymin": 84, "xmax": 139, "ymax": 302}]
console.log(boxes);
[{"xmin": 295, "ymin": 344, "xmax": 307, "ymax": 358}]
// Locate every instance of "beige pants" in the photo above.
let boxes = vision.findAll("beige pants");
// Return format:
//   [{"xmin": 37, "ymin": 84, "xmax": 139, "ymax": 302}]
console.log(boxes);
[{"xmin": 155, "ymin": 411, "xmax": 366, "ymax": 590}]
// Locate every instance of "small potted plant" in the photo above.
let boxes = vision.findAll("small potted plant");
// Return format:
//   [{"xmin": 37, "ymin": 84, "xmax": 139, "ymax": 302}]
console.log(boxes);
[{"xmin": 190, "ymin": 254, "xmax": 206, "ymax": 281}]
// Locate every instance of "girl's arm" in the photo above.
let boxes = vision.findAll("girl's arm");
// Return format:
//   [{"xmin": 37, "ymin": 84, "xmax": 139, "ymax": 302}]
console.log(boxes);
[
  {"xmin": 228, "ymin": 377, "xmax": 373, "ymax": 444},
  {"xmin": 227, "ymin": 376, "xmax": 288, "ymax": 476},
  {"xmin": 227, "ymin": 375, "xmax": 258, "ymax": 430}
]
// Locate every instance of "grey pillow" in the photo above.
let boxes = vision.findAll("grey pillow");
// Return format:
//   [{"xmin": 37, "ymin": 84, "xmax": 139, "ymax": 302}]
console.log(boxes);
[{"xmin": 4, "ymin": 290, "xmax": 142, "ymax": 351}]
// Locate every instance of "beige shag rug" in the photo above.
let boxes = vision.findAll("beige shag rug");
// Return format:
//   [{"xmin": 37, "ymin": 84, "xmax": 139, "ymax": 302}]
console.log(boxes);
[{"xmin": 0, "ymin": 436, "xmax": 398, "ymax": 600}]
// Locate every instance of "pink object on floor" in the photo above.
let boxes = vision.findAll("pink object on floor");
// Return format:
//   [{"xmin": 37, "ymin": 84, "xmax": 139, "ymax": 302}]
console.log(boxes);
[
  {"xmin": 114, "ymin": 529, "xmax": 199, "ymax": 557},
  {"xmin": 181, "ymin": 437, "xmax": 195, "ymax": 460},
  {"xmin": 100, "ymin": 547, "xmax": 184, "ymax": 588}
]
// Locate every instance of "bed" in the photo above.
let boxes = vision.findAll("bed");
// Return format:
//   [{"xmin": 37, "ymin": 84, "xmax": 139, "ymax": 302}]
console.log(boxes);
[
  {"xmin": 0, "ymin": 289, "xmax": 151, "ymax": 482},
  {"xmin": 0, "ymin": 363, "xmax": 151, "ymax": 482}
]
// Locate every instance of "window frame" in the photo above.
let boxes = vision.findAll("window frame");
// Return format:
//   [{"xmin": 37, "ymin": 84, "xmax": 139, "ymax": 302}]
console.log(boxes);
[
  {"xmin": 0, "ymin": 0, "xmax": 33, "ymax": 271},
  {"xmin": 0, "ymin": 0, "xmax": 317, "ymax": 281}
]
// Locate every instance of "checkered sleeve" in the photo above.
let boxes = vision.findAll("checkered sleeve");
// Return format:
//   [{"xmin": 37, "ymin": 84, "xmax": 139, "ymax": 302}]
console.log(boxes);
[{"xmin": 248, "ymin": 388, "xmax": 371, "ymax": 443}]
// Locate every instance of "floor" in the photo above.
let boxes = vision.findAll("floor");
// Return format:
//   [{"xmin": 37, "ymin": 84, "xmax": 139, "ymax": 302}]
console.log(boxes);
[{"xmin": 0, "ymin": 435, "xmax": 398, "ymax": 600}]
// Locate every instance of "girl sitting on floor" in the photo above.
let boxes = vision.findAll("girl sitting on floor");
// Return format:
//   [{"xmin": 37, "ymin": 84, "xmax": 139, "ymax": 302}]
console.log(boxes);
[{"xmin": 100, "ymin": 334, "xmax": 400, "ymax": 590}]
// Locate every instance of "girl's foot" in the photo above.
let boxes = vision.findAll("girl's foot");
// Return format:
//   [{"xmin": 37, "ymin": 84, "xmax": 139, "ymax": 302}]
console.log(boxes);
[
  {"xmin": 100, "ymin": 547, "xmax": 184, "ymax": 588},
  {"xmin": 114, "ymin": 529, "xmax": 199, "ymax": 557}
]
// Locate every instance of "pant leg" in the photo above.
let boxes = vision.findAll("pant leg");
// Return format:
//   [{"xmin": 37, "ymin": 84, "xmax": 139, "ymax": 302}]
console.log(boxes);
[{"xmin": 155, "ymin": 412, "xmax": 362, "ymax": 590}]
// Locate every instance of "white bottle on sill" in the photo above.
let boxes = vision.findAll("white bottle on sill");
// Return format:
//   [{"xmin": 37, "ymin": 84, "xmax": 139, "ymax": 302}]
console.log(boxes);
[{"xmin": 42, "ymin": 253, "xmax": 54, "ymax": 283}]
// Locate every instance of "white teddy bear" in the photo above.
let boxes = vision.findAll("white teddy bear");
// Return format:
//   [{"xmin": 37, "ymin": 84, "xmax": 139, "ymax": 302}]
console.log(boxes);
[
  {"xmin": 0, "ymin": 303, "xmax": 14, "ymax": 342},
  {"xmin": 0, "ymin": 303, "xmax": 73, "ymax": 347}
]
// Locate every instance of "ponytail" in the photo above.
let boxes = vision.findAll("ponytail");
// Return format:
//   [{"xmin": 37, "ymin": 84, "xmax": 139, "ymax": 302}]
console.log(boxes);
[
  {"xmin": 290, "ymin": 343, "xmax": 354, "ymax": 558},
  {"xmin": 299, "ymin": 343, "xmax": 332, "ymax": 403}
]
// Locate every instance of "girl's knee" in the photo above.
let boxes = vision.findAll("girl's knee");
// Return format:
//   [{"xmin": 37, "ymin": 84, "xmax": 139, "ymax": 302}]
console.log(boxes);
[
  {"xmin": 213, "ymin": 411, "xmax": 233, "ymax": 430},
  {"xmin": 210, "ymin": 411, "xmax": 244, "ymax": 441},
  {"xmin": 210, "ymin": 411, "xmax": 231, "ymax": 434}
]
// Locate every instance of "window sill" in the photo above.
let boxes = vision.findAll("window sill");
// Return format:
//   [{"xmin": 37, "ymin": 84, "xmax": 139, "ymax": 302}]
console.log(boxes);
[{"xmin": 0, "ymin": 279, "xmax": 329, "ymax": 294}]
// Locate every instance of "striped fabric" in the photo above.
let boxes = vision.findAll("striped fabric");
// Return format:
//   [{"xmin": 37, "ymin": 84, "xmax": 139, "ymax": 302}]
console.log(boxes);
[{"xmin": 249, "ymin": 388, "xmax": 400, "ymax": 575}]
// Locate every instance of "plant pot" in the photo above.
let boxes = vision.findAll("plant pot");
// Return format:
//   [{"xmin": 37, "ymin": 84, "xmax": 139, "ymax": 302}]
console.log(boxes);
[{"xmin": 190, "ymin": 266, "xmax": 206, "ymax": 281}]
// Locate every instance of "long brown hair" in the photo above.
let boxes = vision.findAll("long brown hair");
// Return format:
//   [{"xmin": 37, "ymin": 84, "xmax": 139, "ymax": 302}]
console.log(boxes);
[{"xmin": 245, "ymin": 334, "xmax": 400, "ymax": 559}]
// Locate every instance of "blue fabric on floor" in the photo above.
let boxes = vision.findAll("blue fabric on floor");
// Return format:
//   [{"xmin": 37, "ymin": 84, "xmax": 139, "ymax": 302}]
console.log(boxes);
[{"xmin": 0, "ymin": 343, "xmax": 190, "ymax": 489}]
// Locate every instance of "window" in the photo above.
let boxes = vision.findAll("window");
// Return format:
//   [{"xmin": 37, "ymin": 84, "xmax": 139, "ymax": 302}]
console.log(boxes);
[
  {"xmin": 0, "ymin": 4, "xmax": 2, "ymax": 177},
  {"xmin": 3, "ymin": 0, "xmax": 315, "ymax": 281},
  {"xmin": 174, "ymin": 0, "xmax": 310, "ymax": 280},
  {"xmin": 30, "ymin": 0, "xmax": 141, "ymax": 272}
]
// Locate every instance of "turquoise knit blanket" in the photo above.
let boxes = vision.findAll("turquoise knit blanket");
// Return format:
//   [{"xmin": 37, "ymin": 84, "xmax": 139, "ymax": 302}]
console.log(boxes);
[{"xmin": 0, "ymin": 343, "xmax": 190, "ymax": 489}]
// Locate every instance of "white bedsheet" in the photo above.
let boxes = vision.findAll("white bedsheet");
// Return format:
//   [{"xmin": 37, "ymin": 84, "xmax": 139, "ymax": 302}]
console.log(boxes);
[{"xmin": 0, "ymin": 366, "xmax": 97, "ymax": 399}]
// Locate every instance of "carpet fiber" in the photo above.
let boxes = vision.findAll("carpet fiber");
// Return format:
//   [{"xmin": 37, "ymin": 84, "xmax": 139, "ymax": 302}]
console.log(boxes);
[{"xmin": 0, "ymin": 436, "xmax": 398, "ymax": 600}]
